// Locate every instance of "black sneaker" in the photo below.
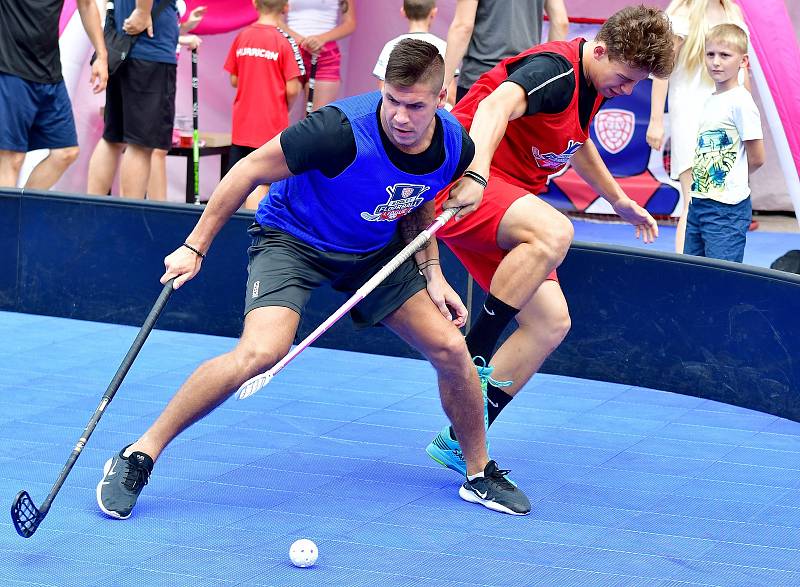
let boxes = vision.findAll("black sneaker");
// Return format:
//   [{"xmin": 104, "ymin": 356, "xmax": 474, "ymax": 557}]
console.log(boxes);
[
  {"xmin": 459, "ymin": 460, "xmax": 530, "ymax": 515},
  {"xmin": 96, "ymin": 446, "xmax": 153, "ymax": 519}
]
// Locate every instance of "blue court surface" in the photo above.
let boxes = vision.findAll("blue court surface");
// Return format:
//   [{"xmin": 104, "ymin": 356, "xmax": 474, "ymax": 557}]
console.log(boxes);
[{"xmin": 2, "ymin": 310, "xmax": 800, "ymax": 587}]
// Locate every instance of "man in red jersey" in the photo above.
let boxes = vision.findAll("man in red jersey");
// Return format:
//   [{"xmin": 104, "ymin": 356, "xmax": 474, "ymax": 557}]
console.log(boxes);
[{"xmin": 426, "ymin": 5, "xmax": 675, "ymax": 476}]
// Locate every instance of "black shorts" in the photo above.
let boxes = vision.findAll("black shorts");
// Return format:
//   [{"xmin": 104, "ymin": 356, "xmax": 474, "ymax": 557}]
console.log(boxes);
[
  {"xmin": 227, "ymin": 144, "xmax": 257, "ymax": 174},
  {"xmin": 103, "ymin": 59, "xmax": 176, "ymax": 149},
  {"xmin": 244, "ymin": 225, "xmax": 427, "ymax": 329}
]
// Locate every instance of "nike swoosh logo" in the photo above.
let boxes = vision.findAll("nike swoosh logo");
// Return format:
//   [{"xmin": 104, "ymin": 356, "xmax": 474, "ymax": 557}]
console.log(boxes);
[
  {"xmin": 474, "ymin": 488, "xmax": 488, "ymax": 499},
  {"xmin": 483, "ymin": 304, "xmax": 495, "ymax": 316},
  {"xmin": 487, "ymin": 398, "xmax": 499, "ymax": 408},
  {"xmin": 108, "ymin": 462, "xmax": 118, "ymax": 477}
]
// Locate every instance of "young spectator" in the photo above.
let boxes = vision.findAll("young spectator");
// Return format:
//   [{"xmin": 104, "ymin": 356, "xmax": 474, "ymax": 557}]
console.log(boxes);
[
  {"xmin": 0, "ymin": 0, "xmax": 107, "ymax": 189},
  {"xmin": 373, "ymin": 0, "xmax": 456, "ymax": 109},
  {"xmin": 224, "ymin": 0, "xmax": 304, "ymax": 209},
  {"xmin": 86, "ymin": 0, "xmax": 180, "ymax": 199},
  {"xmin": 685, "ymin": 24, "xmax": 764, "ymax": 262},
  {"xmin": 445, "ymin": 0, "xmax": 569, "ymax": 103},
  {"xmin": 646, "ymin": 0, "xmax": 748, "ymax": 253},
  {"xmin": 285, "ymin": 0, "xmax": 357, "ymax": 112}
]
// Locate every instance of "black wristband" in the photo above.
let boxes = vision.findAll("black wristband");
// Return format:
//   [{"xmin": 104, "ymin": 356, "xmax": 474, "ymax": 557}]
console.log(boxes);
[
  {"xmin": 463, "ymin": 169, "xmax": 488, "ymax": 188},
  {"xmin": 182, "ymin": 242, "xmax": 206, "ymax": 258},
  {"xmin": 417, "ymin": 259, "xmax": 440, "ymax": 272}
]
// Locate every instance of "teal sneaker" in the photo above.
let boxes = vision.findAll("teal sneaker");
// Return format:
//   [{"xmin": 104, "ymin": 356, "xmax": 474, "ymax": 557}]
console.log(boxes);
[
  {"xmin": 425, "ymin": 357, "xmax": 514, "ymax": 478},
  {"xmin": 426, "ymin": 424, "xmax": 467, "ymax": 475}
]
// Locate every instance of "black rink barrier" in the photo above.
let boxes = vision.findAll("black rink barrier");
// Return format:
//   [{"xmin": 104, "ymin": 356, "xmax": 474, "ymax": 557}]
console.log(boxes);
[
  {"xmin": 544, "ymin": 242, "xmax": 800, "ymax": 421},
  {"xmin": 3, "ymin": 189, "xmax": 800, "ymax": 421},
  {"xmin": 1, "ymin": 189, "xmax": 469, "ymax": 361}
]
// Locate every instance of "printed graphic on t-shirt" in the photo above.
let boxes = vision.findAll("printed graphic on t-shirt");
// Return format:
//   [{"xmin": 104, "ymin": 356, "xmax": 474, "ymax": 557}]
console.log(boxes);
[
  {"xmin": 691, "ymin": 129, "xmax": 737, "ymax": 193},
  {"xmin": 360, "ymin": 183, "xmax": 429, "ymax": 221},
  {"xmin": 531, "ymin": 140, "xmax": 583, "ymax": 169},
  {"xmin": 235, "ymin": 47, "xmax": 281, "ymax": 61}
]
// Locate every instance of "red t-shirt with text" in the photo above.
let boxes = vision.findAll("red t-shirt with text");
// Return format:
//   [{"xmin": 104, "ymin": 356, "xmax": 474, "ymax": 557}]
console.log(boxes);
[{"xmin": 224, "ymin": 24, "xmax": 302, "ymax": 148}]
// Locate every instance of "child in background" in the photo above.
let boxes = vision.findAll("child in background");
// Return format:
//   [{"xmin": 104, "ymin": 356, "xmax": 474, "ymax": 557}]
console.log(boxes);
[
  {"xmin": 373, "ymin": 0, "xmax": 456, "ymax": 108},
  {"xmin": 224, "ymin": 0, "xmax": 304, "ymax": 209},
  {"xmin": 646, "ymin": 0, "xmax": 748, "ymax": 253},
  {"xmin": 685, "ymin": 23, "xmax": 764, "ymax": 262}
]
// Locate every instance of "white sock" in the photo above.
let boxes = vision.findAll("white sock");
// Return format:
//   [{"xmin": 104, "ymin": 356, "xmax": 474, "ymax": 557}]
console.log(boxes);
[{"xmin": 467, "ymin": 471, "xmax": 485, "ymax": 482}]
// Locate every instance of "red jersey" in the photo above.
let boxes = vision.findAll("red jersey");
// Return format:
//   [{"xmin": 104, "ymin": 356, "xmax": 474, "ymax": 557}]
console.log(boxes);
[
  {"xmin": 452, "ymin": 38, "xmax": 604, "ymax": 194},
  {"xmin": 224, "ymin": 24, "xmax": 302, "ymax": 148}
]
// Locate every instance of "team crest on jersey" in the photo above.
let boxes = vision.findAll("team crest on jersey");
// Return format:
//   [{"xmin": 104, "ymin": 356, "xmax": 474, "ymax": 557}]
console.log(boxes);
[
  {"xmin": 594, "ymin": 109, "xmax": 635, "ymax": 154},
  {"xmin": 360, "ymin": 183, "xmax": 429, "ymax": 222},
  {"xmin": 531, "ymin": 140, "xmax": 583, "ymax": 169}
]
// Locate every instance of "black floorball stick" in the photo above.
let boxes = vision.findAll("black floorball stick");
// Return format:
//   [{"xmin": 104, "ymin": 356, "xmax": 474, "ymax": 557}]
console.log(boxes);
[
  {"xmin": 10, "ymin": 279, "xmax": 175, "ymax": 538},
  {"xmin": 192, "ymin": 48, "xmax": 200, "ymax": 205},
  {"xmin": 305, "ymin": 53, "xmax": 319, "ymax": 117}
]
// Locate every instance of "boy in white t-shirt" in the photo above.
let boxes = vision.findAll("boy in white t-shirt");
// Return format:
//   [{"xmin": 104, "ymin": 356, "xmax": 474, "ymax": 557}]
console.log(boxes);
[
  {"xmin": 686, "ymin": 23, "xmax": 765, "ymax": 262},
  {"xmin": 373, "ymin": 0, "xmax": 456, "ymax": 108}
]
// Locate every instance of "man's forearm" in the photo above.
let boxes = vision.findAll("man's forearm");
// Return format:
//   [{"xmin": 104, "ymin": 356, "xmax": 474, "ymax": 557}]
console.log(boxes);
[
  {"xmin": 467, "ymin": 100, "xmax": 514, "ymax": 177},
  {"xmin": 76, "ymin": 0, "xmax": 106, "ymax": 56},
  {"xmin": 184, "ymin": 163, "xmax": 262, "ymax": 252},
  {"xmin": 399, "ymin": 201, "xmax": 441, "ymax": 269},
  {"xmin": 570, "ymin": 139, "xmax": 626, "ymax": 204},
  {"xmin": 444, "ymin": 0, "xmax": 477, "ymax": 85}
]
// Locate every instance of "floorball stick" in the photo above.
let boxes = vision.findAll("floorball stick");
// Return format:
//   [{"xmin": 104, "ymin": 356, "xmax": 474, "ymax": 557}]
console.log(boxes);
[
  {"xmin": 237, "ymin": 207, "xmax": 462, "ymax": 400},
  {"xmin": 10, "ymin": 280, "xmax": 175, "ymax": 538},
  {"xmin": 192, "ymin": 48, "xmax": 200, "ymax": 205}
]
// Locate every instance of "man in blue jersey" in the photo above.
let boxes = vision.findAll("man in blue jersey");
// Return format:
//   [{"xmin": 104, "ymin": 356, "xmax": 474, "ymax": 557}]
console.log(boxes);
[{"xmin": 96, "ymin": 39, "xmax": 531, "ymax": 518}]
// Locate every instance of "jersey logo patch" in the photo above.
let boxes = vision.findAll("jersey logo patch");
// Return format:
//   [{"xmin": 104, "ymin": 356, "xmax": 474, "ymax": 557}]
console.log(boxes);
[
  {"xmin": 531, "ymin": 140, "xmax": 583, "ymax": 169},
  {"xmin": 594, "ymin": 109, "xmax": 635, "ymax": 154},
  {"xmin": 360, "ymin": 183, "xmax": 429, "ymax": 222}
]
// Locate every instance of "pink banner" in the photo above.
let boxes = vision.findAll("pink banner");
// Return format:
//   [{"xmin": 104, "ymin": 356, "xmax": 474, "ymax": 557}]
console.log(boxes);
[
  {"xmin": 737, "ymin": 0, "xmax": 800, "ymax": 176},
  {"xmin": 59, "ymin": 0, "xmax": 77, "ymax": 35},
  {"xmin": 184, "ymin": 0, "xmax": 257, "ymax": 35}
]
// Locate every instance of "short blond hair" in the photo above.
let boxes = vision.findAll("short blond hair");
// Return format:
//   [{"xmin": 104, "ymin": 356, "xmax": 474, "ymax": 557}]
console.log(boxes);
[{"xmin": 706, "ymin": 23, "xmax": 748, "ymax": 55}]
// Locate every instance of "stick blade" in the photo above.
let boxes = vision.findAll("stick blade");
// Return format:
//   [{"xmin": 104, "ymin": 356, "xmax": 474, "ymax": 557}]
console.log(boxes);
[
  {"xmin": 236, "ymin": 373, "xmax": 272, "ymax": 400},
  {"xmin": 11, "ymin": 490, "xmax": 43, "ymax": 538}
]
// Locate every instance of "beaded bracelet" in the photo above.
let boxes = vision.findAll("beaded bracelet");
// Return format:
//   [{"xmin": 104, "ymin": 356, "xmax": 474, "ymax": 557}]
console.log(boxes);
[{"xmin": 182, "ymin": 242, "xmax": 206, "ymax": 259}]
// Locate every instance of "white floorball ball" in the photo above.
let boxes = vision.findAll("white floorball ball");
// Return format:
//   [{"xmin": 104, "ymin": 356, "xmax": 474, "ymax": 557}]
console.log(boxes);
[{"xmin": 289, "ymin": 538, "xmax": 318, "ymax": 568}]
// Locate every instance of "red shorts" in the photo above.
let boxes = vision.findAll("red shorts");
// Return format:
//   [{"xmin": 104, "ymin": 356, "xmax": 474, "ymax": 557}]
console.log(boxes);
[
  {"xmin": 434, "ymin": 175, "xmax": 559, "ymax": 292},
  {"xmin": 301, "ymin": 42, "xmax": 341, "ymax": 82}
]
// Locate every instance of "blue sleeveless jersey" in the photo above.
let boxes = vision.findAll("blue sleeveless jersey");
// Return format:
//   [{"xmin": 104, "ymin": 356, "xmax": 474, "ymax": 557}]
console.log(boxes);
[{"xmin": 255, "ymin": 91, "xmax": 464, "ymax": 253}]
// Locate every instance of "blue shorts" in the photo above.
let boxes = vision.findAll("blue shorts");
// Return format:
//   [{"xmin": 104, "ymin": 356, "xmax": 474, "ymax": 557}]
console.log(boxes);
[
  {"xmin": 0, "ymin": 72, "xmax": 77, "ymax": 152},
  {"xmin": 685, "ymin": 196, "xmax": 751, "ymax": 263}
]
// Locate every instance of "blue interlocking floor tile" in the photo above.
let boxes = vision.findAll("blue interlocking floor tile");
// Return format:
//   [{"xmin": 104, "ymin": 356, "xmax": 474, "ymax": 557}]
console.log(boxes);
[{"xmin": 3, "ymin": 310, "xmax": 800, "ymax": 587}]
